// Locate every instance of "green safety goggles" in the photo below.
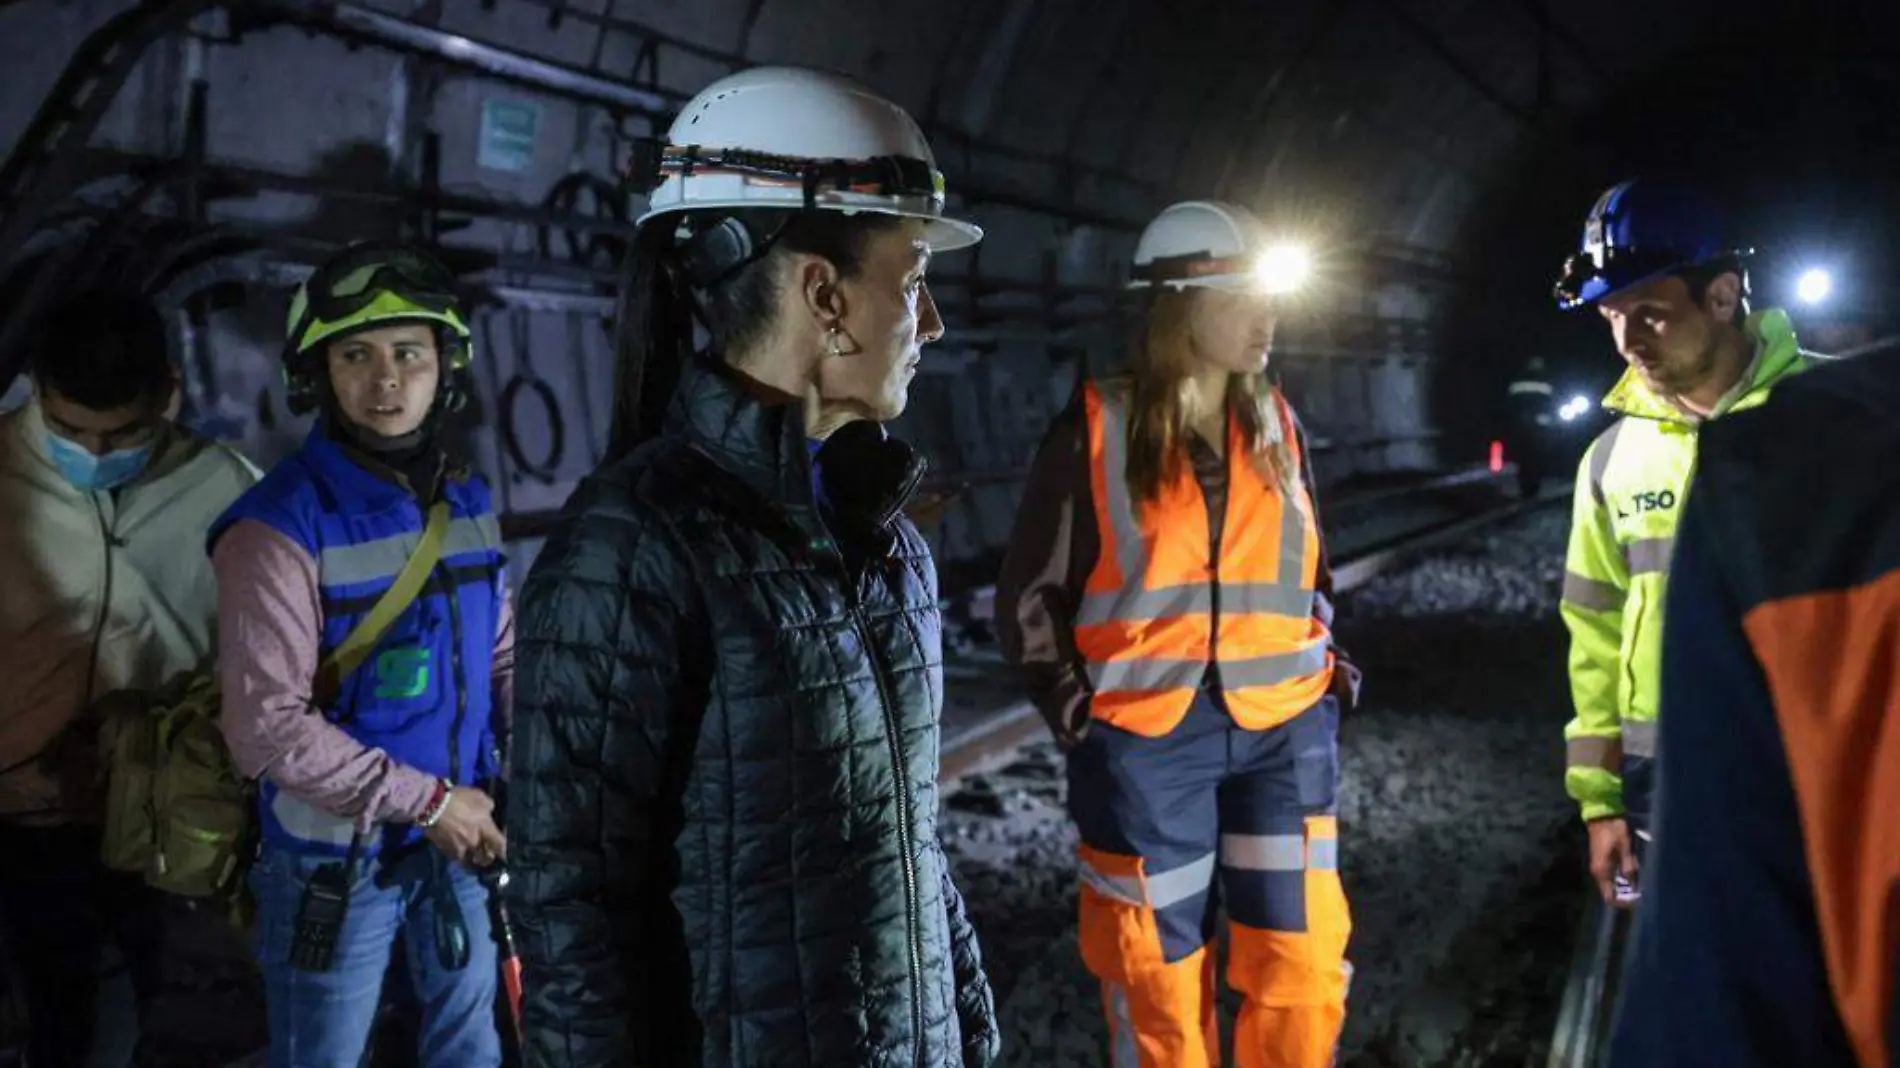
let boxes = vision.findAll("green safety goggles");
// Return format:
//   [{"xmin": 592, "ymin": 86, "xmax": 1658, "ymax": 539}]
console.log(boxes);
[{"xmin": 288, "ymin": 243, "xmax": 465, "ymax": 355}]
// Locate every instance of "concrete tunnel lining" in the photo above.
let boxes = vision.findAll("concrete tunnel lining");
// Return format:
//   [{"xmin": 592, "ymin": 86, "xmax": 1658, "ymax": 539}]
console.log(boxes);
[{"xmin": 5, "ymin": 1, "xmax": 1900, "ymax": 1064}]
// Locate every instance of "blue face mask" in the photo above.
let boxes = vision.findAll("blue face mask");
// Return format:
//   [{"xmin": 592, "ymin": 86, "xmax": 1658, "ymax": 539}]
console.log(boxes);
[{"xmin": 45, "ymin": 431, "xmax": 154, "ymax": 491}]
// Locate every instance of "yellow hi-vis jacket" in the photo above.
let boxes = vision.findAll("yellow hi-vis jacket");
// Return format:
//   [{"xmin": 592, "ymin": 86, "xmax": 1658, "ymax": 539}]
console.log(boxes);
[{"xmin": 1560, "ymin": 308, "xmax": 1811, "ymax": 822}]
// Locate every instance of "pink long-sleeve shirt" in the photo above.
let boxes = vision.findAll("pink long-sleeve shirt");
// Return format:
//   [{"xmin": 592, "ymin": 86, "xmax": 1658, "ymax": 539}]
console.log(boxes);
[{"xmin": 213, "ymin": 519, "xmax": 514, "ymax": 828}]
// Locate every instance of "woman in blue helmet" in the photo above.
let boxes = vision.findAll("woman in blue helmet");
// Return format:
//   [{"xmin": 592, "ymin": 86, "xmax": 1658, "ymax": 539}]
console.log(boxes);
[{"xmin": 209, "ymin": 242, "xmax": 513, "ymax": 1067}]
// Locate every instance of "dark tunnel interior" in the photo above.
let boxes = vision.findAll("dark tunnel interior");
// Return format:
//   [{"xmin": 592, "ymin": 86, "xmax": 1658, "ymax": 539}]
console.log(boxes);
[
  {"xmin": 1442, "ymin": 0, "xmax": 1900, "ymax": 454},
  {"xmin": 2, "ymin": 0, "xmax": 1897, "ymax": 1065}
]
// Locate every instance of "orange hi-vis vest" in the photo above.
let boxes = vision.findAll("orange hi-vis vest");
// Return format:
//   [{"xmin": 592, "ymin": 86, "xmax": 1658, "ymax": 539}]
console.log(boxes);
[{"xmin": 1075, "ymin": 380, "xmax": 1334, "ymax": 737}]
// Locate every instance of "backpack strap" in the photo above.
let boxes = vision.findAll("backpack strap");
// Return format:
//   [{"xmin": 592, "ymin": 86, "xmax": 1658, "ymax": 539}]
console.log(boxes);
[{"xmin": 313, "ymin": 500, "xmax": 452, "ymax": 704}]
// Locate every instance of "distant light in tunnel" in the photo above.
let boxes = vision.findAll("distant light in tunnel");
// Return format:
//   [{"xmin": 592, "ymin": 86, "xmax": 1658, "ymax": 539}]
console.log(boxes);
[
  {"xmin": 1559, "ymin": 395, "xmax": 1592, "ymax": 422},
  {"xmin": 1797, "ymin": 267, "xmax": 1833, "ymax": 305},
  {"xmin": 1255, "ymin": 243, "xmax": 1312, "ymax": 295}
]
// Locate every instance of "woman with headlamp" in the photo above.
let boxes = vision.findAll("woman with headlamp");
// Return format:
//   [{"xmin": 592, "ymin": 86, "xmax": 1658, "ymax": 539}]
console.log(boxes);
[{"xmin": 998, "ymin": 200, "xmax": 1357, "ymax": 1068}]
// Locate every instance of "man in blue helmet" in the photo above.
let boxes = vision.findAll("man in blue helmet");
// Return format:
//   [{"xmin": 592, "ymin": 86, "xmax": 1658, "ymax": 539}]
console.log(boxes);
[
  {"xmin": 1550, "ymin": 176, "xmax": 1811, "ymax": 911},
  {"xmin": 1604, "ymin": 253, "xmax": 1897, "ymax": 1068}
]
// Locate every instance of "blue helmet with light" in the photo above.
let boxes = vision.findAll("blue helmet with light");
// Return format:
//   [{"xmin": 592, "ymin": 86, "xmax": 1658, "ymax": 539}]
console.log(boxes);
[{"xmin": 1552, "ymin": 177, "xmax": 1749, "ymax": 311}]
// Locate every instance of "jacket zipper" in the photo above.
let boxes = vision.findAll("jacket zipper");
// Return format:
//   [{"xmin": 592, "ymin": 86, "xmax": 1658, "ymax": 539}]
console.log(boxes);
[
  {"xmin": 92, "ymin": 496, "xmax": 127, "ymax": 836},
  {"xmin": 1207, "ymin": 455, "xmax": 1224, "ymax": 672},
  {"xmin": 836, "ymin": 550, "xmax": 925, "ymax": 1063},
  {"xmin": 84, "ymin": 496, "xmax": 115, "ymax": 711}
]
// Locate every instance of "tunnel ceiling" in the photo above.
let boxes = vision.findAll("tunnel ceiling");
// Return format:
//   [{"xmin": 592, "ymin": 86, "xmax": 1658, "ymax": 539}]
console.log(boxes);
[
  {"xmin": 3, "ymin": 0, "xmax": 1893, "ymax": 561},
  {"xmin": 507, "ymin": 0, "xmax": 1724, "ymax": 255},
  {"xmin": 5, "ymin": 0, "xmax": 1883, "ymax": 283}
]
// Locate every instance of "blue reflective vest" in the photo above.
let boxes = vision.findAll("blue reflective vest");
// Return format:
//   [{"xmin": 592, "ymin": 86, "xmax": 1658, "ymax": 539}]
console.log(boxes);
[{"xmin": 209, "ymin": 426, "xmax": 506, "ymax": 857}]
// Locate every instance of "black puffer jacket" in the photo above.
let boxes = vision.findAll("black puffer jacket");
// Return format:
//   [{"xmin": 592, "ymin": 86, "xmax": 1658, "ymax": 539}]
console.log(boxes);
[{"xmin": 506, "ymin": 354, "xmax": 999, "ymax": 1068}]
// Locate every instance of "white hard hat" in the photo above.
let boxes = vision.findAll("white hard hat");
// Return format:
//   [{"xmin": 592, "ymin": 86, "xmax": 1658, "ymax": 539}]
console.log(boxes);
[
  {"xmin": 1127, "ymin": 199, "xmax": 1307, "ymax": 295},
  {"xmin": 633, "ymin": 66, "xmax": 983, "ymax": 253}
]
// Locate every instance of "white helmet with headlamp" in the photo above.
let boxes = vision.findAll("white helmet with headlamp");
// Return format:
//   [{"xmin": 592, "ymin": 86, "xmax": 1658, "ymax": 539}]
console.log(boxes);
[
  {"xmin": 628, "ymin": 66, "xmax": 983, "ymax": 289},
  {"xmin": 1127, "ymin": 199, "xmax": 1310, "ymax": 296}
]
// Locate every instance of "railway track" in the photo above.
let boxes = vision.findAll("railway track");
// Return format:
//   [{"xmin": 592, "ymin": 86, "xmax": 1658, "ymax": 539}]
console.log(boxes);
[
  {"xmin": 940, "ymin": 471, "xmax": 1566, "ymax": 782},
  {"xmin": 939, "ymin": 492, "xmax": 1585, "ymax": 1065},
  {"xmin": 2, "ymin": 466, "xmax": 1580, "ymax": 1068},
  {"xmin": 1546, "ymin": 880, "xmax": 1635, "ymax": 1067}
]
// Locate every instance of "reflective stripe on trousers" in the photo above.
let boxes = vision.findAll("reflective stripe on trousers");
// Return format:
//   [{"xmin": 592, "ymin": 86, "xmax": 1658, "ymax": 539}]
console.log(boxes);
[{"xmin": 1069, "ymin": 693, "xmax": 1350, "ymax": 1068}]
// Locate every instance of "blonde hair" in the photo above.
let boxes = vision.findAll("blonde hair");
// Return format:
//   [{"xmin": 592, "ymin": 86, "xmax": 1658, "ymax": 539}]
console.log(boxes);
[{"xmin": 1116, "ymin": 289, "xmax": 1302, "ymax": 507}]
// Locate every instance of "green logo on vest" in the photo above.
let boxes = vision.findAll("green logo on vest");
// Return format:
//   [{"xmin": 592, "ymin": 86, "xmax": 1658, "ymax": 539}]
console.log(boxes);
[{"xmin": 374, "ymin": 648, "xmax": 432, "ymax": 699}]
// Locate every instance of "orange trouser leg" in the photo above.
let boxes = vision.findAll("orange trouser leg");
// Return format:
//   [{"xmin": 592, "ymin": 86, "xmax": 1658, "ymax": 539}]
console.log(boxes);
[
  {"xmin": 1078, "ymin": 843, "xmax": 1218, "ymax": 1068},
  {"xmin": 1201, "ymin": 944, "xmax": 1222, "ymax": 1068},
  {"xmin": 1225, "ymin": 816, "xmax": 1352, "ymax": 1068}
]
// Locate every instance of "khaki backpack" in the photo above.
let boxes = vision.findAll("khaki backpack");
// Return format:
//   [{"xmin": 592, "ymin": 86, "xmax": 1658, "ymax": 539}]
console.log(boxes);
[{"xmin": 99, "ymin": 502, "xmax": 451, "ymax": 926}]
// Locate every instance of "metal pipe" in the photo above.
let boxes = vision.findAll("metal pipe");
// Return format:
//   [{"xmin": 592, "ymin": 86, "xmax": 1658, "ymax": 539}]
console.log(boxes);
[
  {"xmin": 249, "ymin": 1, "xmax": 1174, "ymax": 243},
  {"xmin": 0, "ymin": 0, "xmax": 221, "ymax": 262},
  {"xmin": 77, "ymin": 147, "xmax": 644, "ymax": 244},
  {"xmin": 258, "ymin": 0, "xmax": 673, "ymax": 115}
]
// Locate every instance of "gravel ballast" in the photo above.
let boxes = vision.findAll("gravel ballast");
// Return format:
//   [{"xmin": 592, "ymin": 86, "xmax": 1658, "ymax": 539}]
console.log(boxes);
[
  {"xmin": 939, "ymin": 505, "xmax": 1588, "ymax": 1067},
  {"xmin": 42, "ymin": 507, "xmax": 1585, "ymax": 1068}
]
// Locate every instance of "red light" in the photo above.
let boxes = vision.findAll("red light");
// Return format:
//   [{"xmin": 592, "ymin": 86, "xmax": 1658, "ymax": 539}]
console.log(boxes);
[{"xmin": 1489, "ymin": 440, "xmax": 1505, "ymax": 473}]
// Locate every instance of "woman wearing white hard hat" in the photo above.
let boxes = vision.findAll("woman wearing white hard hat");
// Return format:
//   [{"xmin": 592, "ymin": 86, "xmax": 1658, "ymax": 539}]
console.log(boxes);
[
  {"xmin": 506, "ymin": 66, "xmax": 998, "ymax": 1068},
  {"xmin": 998, "ymin": 200, "xmax": 1358, "ymax": 1068}
]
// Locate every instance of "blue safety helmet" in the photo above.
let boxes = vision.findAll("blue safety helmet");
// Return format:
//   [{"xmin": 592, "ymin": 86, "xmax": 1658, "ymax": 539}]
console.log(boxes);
[{"xmin": 1551, "ymin": 177, "xmax": 1749, "ymax": 311}]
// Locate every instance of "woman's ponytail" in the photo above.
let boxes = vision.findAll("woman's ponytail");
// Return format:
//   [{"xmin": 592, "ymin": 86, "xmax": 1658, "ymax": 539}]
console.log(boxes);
[{"xmin": 606, "ymin": 223, "xmax": 698, "ymax": 462}]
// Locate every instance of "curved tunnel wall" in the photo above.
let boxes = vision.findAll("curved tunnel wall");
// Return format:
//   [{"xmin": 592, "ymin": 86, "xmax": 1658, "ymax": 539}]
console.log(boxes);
[
  {"xmin": 0, "ymin": 0, "xmax": 1808, "ymax": 587},
  {"xmin": 1438, "ymin": 0, "xmax": 1900, "ymax": 460}
]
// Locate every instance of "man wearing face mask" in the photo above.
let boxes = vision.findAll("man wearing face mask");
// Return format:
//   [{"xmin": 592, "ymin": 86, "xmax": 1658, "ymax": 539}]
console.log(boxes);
[{"xmin": 0, "ymin": 290, "xmax": 259, "ymax": 1067}]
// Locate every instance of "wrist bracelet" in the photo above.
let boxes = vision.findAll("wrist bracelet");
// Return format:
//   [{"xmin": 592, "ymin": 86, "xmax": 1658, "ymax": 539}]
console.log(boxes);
[{"xmin": 417, "ymin": 779, "xmax": 453, "ymax": 828}]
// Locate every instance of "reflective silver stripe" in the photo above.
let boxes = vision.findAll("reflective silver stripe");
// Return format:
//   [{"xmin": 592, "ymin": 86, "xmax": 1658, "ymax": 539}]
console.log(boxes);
[
  {"xmin": 1508, "ymin": 381, "xmax": 1554, "ymax": 395},
  {"xmin": 1588, "ymin": 420, "xmax": 1625, "ymax": 509},
  {"xmin": 1622, "ymin": 719, "xmax": 1657, "ymax": 759},
  {"xmin": 1625, "ymin": 537, "xmax": 1673, "ymax": 576},
  {"xmin": 271, "ymin": 790, "xmax": 357, "ymax": 847},
  {"xmin": 1095, "ymin": 390, "xmax": 1148, "ymax": 586},
  {"xmin": 1308, "ymin": 836, "xmax": 1339, "ymax": 871},
  {"xmin": 1145, "ymin": 852, "xmax": 1217, "ymax": 909},
  {"xmin": 1088, "ymin": 643, "xmax": 1329, "ymax": 694},
  {"xmin": 1230, "ymin": 580, "xmax": 1315, "ymax": 618},
  {"xmin": 1566, "ymin": 734, "xmax": 1622, "ymax": 771},
  {"xmin": 1107, "ymin": 987, "xmax": 1140, "ymax": 1068},
  {"xmin": 318, "ymin": 515, "xmax": 501, "ymax": 587},
  {"xmin": 1077, "ymin": 581, "xmax": 1315, "ymax": 626},
  {"xmin": 1096, "ymin": 389, "xmax": 1315, "ymax": 601},
  {"xmin": 1086, "ymin": 388, "xmax": 1323, "ymax": 693},
  {"xmin": 1562, "ymin": 571, "xmax": 1627, "ymax": 612},
  {"xmin": 1218, "ymin": 644, "xmax": 1331, "ymax": 688},
  {"xmin": 1078, "ymin": 851, "xmax": 1215, "ymax": 911},
  {"xmin": 1086, "ymin": 657, "xmax": 1206, "ymax": 694},
  {"xmin": 1077, "ymin": 584, "xmax": 1210, "ymax": 627},
  {"xmin": 1079, "ymin": 861, "xmax": 1146, "ymax": 908},
  {"xmin": 1221, "ymin": 833, "xmax": 1306, "ymax": 872}
]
